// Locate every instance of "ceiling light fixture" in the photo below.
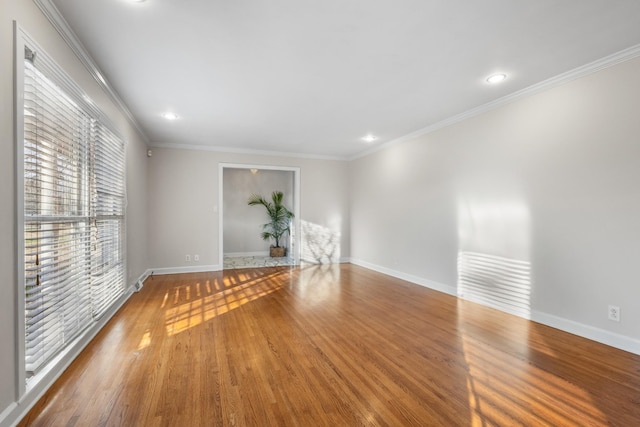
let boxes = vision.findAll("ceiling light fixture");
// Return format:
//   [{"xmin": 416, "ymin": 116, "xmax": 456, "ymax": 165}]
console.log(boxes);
[
  {"xmin": 162, "ymin": 112, "xmax": 179, "ymax": 120},
  {"xmin": 486, "ymin": 73, "xmax": 507, "ymax": 84},
  {"xmin": 362, "ymin": 134, "xmax": 377, "ymax": 143}
]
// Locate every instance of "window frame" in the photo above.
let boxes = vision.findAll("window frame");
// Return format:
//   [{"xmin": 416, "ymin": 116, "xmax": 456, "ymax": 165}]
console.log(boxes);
[{"xmin": 14, "ymin": 23, "xmax": 128, "ymax": 397}]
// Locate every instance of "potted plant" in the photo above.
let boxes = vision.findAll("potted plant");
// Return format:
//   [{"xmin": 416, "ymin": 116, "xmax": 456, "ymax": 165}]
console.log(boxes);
[{"xmin": 247, "ymin": 191, "xmax": 294, "ymax": 257}]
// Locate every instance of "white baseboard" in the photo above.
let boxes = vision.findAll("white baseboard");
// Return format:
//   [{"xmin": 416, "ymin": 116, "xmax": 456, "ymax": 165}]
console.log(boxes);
[
  {"xmin": 0, "ymin": 402, "xmax": 17, "ymax": 427},
  {"xmin": 149, "ymin": 265, "xmax": 221, "ymax": 275},
  {"xmin": 224, "ymin": 251, "xmax": 269, "ymax": 258},
  {"xmin": 349, "ymin": 258, "xmax": 457, "ymax": 296},
  {"xmin": 2, "ymin": 289, "xmax": 134, "ymax": 427},
  {"xmin": 129, "ymin": 269, "xmax": 153, "ymax": 292},
  {"xmin": 458, "ymin": 292, "xmax": 533, "ymax": 320},
  {"xmin": 531, "ymin": 311, "xmax": 640, "ymax": 355},
  {"xmin": 349, "ymin": 258, "xmax": 640, "ymax": 356}
]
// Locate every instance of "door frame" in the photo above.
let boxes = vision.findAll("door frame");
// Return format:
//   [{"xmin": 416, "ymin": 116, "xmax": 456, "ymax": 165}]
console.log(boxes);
[{"xmin": 218, "ymin": 163, "xmax": 301, "ymax": 268}]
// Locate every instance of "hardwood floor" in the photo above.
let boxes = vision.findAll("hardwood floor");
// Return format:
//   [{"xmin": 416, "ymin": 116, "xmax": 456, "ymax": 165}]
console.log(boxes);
[{"xmin": 18, "ymin": 264, "xmax": 640, "ymax": 426}]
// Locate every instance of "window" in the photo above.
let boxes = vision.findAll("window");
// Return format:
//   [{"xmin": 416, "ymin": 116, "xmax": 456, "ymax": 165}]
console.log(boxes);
[{"xmin": 21, "ymin": 40, "xmax": 126, "ymax": 380}]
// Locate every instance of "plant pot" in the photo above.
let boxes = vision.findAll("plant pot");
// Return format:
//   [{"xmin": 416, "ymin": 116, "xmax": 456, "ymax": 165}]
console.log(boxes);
[{"xmin": 270, "ymin": 246, "xmax": 286, "ymax": 257}]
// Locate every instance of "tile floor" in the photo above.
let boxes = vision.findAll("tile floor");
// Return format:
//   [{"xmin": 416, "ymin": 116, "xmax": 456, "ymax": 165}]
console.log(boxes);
[{"xmin": 223, "ymin": 255, "xmax": 296, "ymax": 269}]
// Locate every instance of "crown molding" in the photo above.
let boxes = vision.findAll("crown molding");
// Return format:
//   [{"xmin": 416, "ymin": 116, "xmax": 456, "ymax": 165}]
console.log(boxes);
[
  {"xmin": 29, "ymin": 0, "xmax": 640, "ymax": 160},
  {"xmin": 33, "ymin": 0, "xmax": 149, "ymax": 143},
  {"xmin": 351, "ymin": 43, "xmax": 640, "ymax": 161},
  {"xmin": 149, "ymin": 142, "xmax": 348, "ymax": 161}
]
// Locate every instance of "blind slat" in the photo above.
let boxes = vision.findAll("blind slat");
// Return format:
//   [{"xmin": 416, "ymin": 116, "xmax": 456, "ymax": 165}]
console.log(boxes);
[{"xmin": 23, "ymin": 58, "xmax": 125, "ymax": 378}]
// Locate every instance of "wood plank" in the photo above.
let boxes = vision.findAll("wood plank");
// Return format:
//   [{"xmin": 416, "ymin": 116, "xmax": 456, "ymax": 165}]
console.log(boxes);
[{"xmin": 18, "ymin": 264, "xmax": 640, "ymax": 426}]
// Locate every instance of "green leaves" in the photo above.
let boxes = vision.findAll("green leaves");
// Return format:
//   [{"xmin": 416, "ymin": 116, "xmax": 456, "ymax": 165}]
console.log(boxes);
[{"xmin": 248, "ymin": 191, "xmax": 294, "ymax": 248}]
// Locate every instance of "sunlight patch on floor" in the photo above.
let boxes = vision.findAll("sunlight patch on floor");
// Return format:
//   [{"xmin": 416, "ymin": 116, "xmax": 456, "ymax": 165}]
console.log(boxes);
[
  {"xmin": 459, "ymin": 314, "xmax": 607, "ymax": 425},
  {"xmin": 164, "ymin": 273, "xmax": 285, "ymax": 336}
]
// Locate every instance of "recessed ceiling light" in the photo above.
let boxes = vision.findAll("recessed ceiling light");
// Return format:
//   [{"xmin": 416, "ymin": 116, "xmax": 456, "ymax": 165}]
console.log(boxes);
[
  {"xmin": 162, "ymin": 112, "xmax": 179, "ymax": 120},
  {"xmin": 486, "ymin": 73, "xmax": 507, "ymax": 84},
  {"xmin": 362, "ymin": 134, "xmax": 377, "ymax": 143}
]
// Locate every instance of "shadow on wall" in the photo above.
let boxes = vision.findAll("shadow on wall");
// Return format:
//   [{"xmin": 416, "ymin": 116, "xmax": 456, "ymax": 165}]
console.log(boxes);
[
  {"xmin": 301, "ymin": 220, "xmax": 341, "ymax": 264},
  {"xmin": 456, "ymin": 198, "xmax": 532, "ymax": 319},
  {"xmin": 457, "ymin": 252, "xmax": 531, "ymax": 318}
]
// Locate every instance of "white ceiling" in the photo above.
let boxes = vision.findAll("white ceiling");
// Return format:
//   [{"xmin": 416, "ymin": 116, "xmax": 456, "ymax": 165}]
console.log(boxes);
[{"xmin": 50, "ymin": 0, "xmax": 640, "ymax": 159}]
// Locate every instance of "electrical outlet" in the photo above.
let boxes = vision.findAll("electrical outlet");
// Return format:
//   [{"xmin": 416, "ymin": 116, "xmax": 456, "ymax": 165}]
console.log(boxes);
[
  {"xmin": 608, "ymin": 305, "xmax": 620, "ymax": 322},
  {"xmin": 194, "ymin": 254, "xmax": 199, "ymax": 262},
  {"xmin": 185, "ymin": 254, "xmax": 191, "ymax": 262}
]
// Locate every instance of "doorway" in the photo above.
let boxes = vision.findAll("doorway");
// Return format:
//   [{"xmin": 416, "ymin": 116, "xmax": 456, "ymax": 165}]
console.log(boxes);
[{"xmin": 219, "ymin": 163, "xmax": 300, "ymax": 269}]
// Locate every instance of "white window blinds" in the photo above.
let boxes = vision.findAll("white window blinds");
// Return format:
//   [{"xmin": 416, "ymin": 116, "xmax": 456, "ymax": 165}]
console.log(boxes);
[{"xmin": 23, "ymin": 48, "xmax": 126, "ymax": 377}]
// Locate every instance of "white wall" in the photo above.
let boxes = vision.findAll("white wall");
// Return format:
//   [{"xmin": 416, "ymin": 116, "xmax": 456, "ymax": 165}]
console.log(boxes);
[
  {"xmin": 223, "ymin": 168, "xmax": 294, "ymax": 255},
  {"xmin": 0, "ymin": 1, "xmax": 148, "ymax": 424},
  {"xmin": 0, "ymin": 1, "xmax": 18, "ymax": 416},
  {"xmin": 3, "ymin": 3, "xmax": 637, "ymax": 425},
  {"xmin": 350, "ymin": 56, "xmax": 640, "ymax": 353},
  {"xmin": 147, "ymin": 148, "xmax": 350, "ymax": 270}
]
